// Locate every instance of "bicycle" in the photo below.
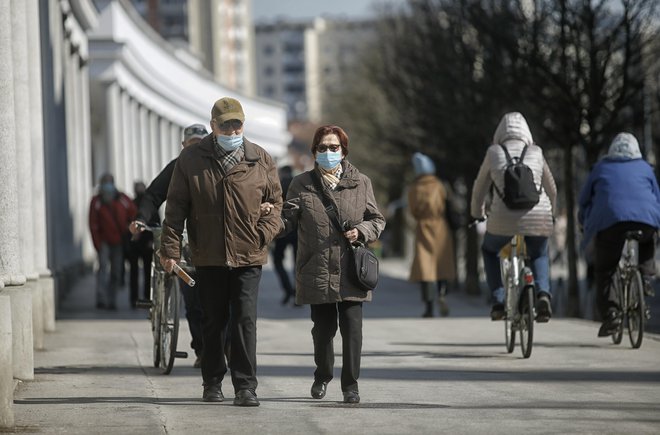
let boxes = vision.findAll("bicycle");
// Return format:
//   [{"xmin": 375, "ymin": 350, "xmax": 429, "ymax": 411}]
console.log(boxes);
[
  {"xmin": 135, "ymin": 223, "xmax": 194, "ymax": 374},
  {"xmin": 610, "ymin": 230, "xmax": 646, "ymax": 349},
  {"xmin": 499, "ymin": 234, "xmax": 536, "ymax": 358}
]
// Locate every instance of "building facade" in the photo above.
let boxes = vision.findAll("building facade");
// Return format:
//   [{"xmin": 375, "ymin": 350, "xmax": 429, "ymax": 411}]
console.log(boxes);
[
  {"xmin": 188, "ymin": 0, "xmax": 257, "ymax": 95},
  {"xmin": 255, "ymin": 20, "xmax": 308, "ymax": 121},
  {"xmin": 304, "ymin": 17, "xmax": 376, "ymax": 123}
]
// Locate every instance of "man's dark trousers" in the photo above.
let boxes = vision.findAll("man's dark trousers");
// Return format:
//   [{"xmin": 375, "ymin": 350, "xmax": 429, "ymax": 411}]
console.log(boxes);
[{"xmin": 196, "ymin": 265, "xmax": 261, "ymax": 393}]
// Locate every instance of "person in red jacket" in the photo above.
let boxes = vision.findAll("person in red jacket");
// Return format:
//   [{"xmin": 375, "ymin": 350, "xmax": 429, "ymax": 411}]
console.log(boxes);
[{"xmin": 89, "ymin": 173, "xmax": 136, "ymax": 310}]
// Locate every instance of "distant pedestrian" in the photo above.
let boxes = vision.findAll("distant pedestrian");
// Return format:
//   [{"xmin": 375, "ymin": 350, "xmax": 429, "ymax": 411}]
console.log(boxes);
[
  {"xmin": 408, "ymin": 152, "xmax": 455, "ymax": 318},
  {"xmin": 127, "ymin": 181, "xmax": 154, "ymax": 308},
  {"xmin": 282, "ymin": 125, "xmax": 385, "ymax": 404},
  {"xmin": 89, "ymin": 173, "xmax": 136, "ymax": 310},
  {"xmin": 271, "ymin": 165, "xmax": 298, "ymax": 305},
  {"xmin": 159, "ymin": 98, "xmax": 283, "ymax": 406}
]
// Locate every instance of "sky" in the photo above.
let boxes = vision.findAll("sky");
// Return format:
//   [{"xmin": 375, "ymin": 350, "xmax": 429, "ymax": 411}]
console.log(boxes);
[{"xmin": 252, "ymin": 0, "xmax": 407, "ymax": 22}]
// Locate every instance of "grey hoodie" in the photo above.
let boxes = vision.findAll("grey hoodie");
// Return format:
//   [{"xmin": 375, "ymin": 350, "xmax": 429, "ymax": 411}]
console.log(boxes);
[{"xmin": 470, "ymin": 112, "xmax": 557, "ymax": 237}]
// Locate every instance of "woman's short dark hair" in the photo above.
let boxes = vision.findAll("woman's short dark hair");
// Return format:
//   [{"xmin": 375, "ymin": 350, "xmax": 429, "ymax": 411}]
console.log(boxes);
[{"xmin": 311, "ymin": 125, "xmax": 349, "ymax": 157}]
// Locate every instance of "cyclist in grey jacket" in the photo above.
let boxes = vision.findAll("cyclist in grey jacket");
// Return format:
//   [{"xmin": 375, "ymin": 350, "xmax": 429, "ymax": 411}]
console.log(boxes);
[{"xmin": 471, "ymin": 112, "xmax": 557, "ymax": 321}]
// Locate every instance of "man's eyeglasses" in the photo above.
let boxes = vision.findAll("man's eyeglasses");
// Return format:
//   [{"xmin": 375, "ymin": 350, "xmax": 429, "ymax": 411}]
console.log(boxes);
[
  {"xmin": 317, "ymin": 144, "xmax": 341, "ymax": 153},
  {"xmin": 217, "ymin": 119, "xmax": 243, "ymax": 131}
]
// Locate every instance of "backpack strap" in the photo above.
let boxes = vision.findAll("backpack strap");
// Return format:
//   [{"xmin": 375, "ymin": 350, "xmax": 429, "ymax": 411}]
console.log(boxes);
[
  {"xmin": 499, "ymin": 144, "xmax": 513, "ymax": 163},
  {"xmin": 519, "ymin": 145, "xmax": 528, "ymax": 162},
  {"xmin": 311, "ymin": 170, "xmax": 345, "ymax": 233}
]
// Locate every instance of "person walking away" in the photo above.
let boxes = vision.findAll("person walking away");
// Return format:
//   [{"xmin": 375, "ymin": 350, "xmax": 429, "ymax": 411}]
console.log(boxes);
[
  {"xmin": 159, "ymin": 98, "xmax": 283, "ymax": 406},
  {"xmin": 408, "ymin": 152, "xmax": 456, "ymax": 317},
  {"xmin": 470, "ymin": 112, "xmax": 557, "ymax": 321},
  {"xmin": 89, "ymin": 173, "xmax": 136, "ymax": 310},
  {"xmin": 128, "ymin": 181, "xmax": 155, "ymax": 309},
  {"xmin": 129, "ymin": 124, "xmax": 209, "ymax": 367},
  {"xmin": 272, "ymin": 165, "xmax": 298, "ymax": 305},
  {"xmin": 281, "ymin": 125, "xmax": 385, "ymax": 404},
  {"xmin": 578, "ymin": 132, "xmax": 660, "ymax": 337}
]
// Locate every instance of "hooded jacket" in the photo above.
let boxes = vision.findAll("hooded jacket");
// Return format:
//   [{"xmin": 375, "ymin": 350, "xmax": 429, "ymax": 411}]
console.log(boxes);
[
  {"xmin": 578, "ymin": 133, "xmax": 660, "ymax": 249},
  {"xmin": 282, "ymin": 161, "xmax": 385, "ymax": 304},
  {"xmin": 160, "ymin": 135, "xmax": 283, "ymax": 267},
  {"xmin": 470, "ymin": 112, "xmax": 557, "ymax": 237}
]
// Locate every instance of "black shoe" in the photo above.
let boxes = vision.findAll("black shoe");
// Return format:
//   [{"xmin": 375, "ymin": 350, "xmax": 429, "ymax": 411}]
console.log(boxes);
[
  {"xmin": 490, "ymin": 303, "xmax": 505, "ymax": 321},
  {"xmin": 536, "ymin": 293, "xmax": 552, "ymax": 323},
  {"xmin": 598, "ymin": 311, "xmax": 622, "ymax": 337},
  {"xmin": 96, "ymin": 302, "xmax": 106, "ymax": 310},
  {"xmin": 343, "ymin": 391, "xmax": 360, "ymax": 404},
  {"xmin": 193, "ymin": 355, "xmax": 202, "ymax": 369},
  {"xmin": 311, "ymin": 381, "xmax": 328, "ymax": 399},
  {"xmin": 202, "ymin": 382, "xmax": 223, "ymax": 402},
  {"xmin": 281, "ymin": 293, "xmax": 292, "ymax": 305},
  {"xmin": 234, "ymin": 389, "xmax": 260, "ymax": 407}
]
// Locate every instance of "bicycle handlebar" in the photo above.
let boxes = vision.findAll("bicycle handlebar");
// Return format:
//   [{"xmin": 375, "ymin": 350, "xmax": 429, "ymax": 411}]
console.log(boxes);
[{"xmin": 137, "ymin": 222, "xmax": 196, "ymax": 287}]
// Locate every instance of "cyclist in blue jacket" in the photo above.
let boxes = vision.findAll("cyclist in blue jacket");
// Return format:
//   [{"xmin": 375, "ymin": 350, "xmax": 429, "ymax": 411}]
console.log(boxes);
[{"xmin": 578, "ymin": 132, "xmax": 660, "ymax": 337}]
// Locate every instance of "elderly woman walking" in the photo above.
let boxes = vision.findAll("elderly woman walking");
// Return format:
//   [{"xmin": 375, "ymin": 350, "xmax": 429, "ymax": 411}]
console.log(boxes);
[
  {"xmin": 282, "ymin": 125, "xmax": 385, "ymax": 404},
  {"xmin": 408, "ymin": 152, "xmax": 456, "ymax": 317}
]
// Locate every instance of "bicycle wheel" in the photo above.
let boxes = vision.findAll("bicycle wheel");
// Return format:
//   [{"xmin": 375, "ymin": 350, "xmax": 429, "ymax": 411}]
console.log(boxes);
[
  {"xmin": 500, "ymin": 259, "xmax": 515, "ymax": 353},
  {"xmin": 519, "ymin": 286, "xmax": 535, "ymax": 359},
  {"xmin": 627, "ymin": 270, "xmax": 645, "ymax": 349},
  {"xmin": 160, "ymin": 276, "xmax": 180, "ymax": 374},
  {"xmin": 151, "ymin": 268, "xmax": 163, "ymax": 368},
  {"xmin": 611, "ymin": 270, "xmax": 624, "ymax": 345},
  {"xmin": 504, "ymin": 286, "xmax": 516, "ymax": 353}
]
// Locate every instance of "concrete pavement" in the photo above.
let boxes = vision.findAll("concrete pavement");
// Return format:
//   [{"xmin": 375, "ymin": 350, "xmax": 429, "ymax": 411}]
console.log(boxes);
[{"xmin": 9, "ymin": 258, "xmax": 660, "ymax": 434}]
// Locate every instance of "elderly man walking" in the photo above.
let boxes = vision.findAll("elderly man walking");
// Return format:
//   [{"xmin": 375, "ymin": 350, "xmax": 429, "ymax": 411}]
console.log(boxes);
[{"xmin": 159, "ymin": 97, "xmax": 283, "ymax": 406}]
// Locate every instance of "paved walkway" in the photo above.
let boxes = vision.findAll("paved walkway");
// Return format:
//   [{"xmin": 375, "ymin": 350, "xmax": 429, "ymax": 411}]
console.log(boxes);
[{"xmin": 9, "ymin": 258, "xmax": 660, "ymax": 434}]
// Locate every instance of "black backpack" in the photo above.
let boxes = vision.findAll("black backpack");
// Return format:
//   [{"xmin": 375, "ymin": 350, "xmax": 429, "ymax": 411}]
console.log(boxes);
[{"xmin": 493, "ymin": 144, "xmax": 541, "ymax": 210}]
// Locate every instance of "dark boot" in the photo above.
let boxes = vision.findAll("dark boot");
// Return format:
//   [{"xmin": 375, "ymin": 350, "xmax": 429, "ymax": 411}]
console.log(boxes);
[
  {"xmin": 421, "ymin": 282, "xmax": 434, "ymax": 318},
  {"xmin": 422, "ymin": 301, "xmax": 434, "ymax": 318}
]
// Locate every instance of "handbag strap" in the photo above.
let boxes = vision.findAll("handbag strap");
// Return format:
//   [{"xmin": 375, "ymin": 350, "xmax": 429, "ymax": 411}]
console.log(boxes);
[{"xmin": 311, "ymin": 170, "xmax": 345, "ymax": 233}]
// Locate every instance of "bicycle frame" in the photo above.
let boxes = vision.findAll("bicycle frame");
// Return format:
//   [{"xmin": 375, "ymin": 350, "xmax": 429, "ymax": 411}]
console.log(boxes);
[
  {"xmin": 500, "ymin": 235, "xmax": 535, "ymax": 358},
  {"xmin": 612, "ymin": 233, "xmax": 645, "ymax": 348}
]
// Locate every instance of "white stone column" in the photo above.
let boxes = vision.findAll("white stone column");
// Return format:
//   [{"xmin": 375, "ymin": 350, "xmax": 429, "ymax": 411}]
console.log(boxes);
[
  {"xmin": 150, "ymin": 111, "xmax": 161, "ymax": 177},
  {"xmin": 160, "ymin": 118, "xmax": 170, "ymax": 168},
  {"xmin": 26, "ymin": 0, "xmax": 55, "ymax": 333},
  {"xmin": 4, "ymin": 288, "xmax": 33, "ymax": 381},
  {"xmin": 120, "ymin": 89, "xmax": 131, "ymax": 190},
  {"xmin": 0, "ymin": 0, "xmax": 22, "ymax": 289},
  {"xmin": 171, "ymin": 123, "xmax": 181, "ymax": 159},
  {"xmin": 105, "ymin": 83, "xmax": 121, "ymax": 181},
  {"xmin": 0, "ymin": 295, "xmax": 13, "ymax": 428},
  {"xmin": 79, "ymin": 58, "xmax": 94, "ymax": 263},
  {"xmin": 139, "ymin": 105, "xmax": 151, "ymax": 178}
]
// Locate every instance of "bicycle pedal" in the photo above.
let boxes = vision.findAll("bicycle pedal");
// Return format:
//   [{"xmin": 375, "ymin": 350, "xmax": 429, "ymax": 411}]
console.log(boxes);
[
  {"xmin": 135, "ymin": 299, "xmax": 153, "ymax": 309},
  {"xmin": 174, "ymin": 351, "xmax": 189, "ymax": 359}
]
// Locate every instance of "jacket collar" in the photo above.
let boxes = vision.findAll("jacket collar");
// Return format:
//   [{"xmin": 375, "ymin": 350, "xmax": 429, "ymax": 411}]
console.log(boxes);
[
  {"xmin": 197, "ymin": 135, "xmax": 261, "ymax": 163},
  {"xmin": 306, "ymin": 160, "xmax": 360, "ymax": 193}
]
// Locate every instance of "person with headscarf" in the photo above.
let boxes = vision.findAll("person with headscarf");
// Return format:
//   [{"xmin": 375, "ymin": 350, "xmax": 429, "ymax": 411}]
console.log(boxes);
[
  {"xmin": 578, "ymin": 132, "xmax": 660, "ymax": 337},
  {"xmin": 408, "ymin": 152, "xmax": 455, "ymax": 317},
  {"xmin": 470, "ymin": 112, "xmax": 557, "ymax": 322}
]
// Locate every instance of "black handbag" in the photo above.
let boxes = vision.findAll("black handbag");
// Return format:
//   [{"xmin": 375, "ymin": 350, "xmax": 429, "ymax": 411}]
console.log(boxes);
[{"xmin": 311, "ymin": 171, "xmax": 379, "ymax": 291}]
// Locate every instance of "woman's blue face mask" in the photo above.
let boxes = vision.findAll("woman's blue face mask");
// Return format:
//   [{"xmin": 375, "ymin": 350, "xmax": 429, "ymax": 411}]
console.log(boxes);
[{"xmin": 316, "ymin": 150, "xmax": 342, "ymax": 169}]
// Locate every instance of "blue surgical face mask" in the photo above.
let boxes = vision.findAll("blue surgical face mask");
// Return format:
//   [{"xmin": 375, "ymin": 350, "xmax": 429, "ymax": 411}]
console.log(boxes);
[
  {"xmin": 216, "ymin": 134, "xmax": 243, "ymax": 151},
  {"xmin": 316, "ymin": 150, "xmax": 343, "ymax": 169}
]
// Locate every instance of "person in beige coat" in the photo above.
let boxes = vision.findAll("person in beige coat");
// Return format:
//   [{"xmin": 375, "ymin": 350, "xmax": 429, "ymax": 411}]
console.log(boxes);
[
  {"xmin": 282, "ymin": 125, "xmax": 385, "ymax": 404},
  {"xmin": 471, "ymin": 112, "xmax": 557, "ymax": 322},
  {"xmin": 408, "ymin": 153, "xmax": 456, "ymax": 317}
]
